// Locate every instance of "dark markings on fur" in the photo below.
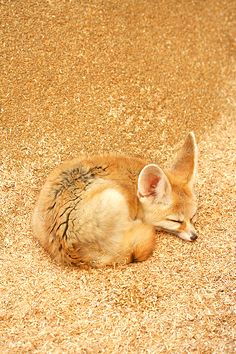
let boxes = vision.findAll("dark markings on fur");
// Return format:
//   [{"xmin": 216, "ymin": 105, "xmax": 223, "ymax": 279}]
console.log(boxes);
[
  {"xmin": 48, "ymin": 199, "xmax": 80, "ymax": 239},
  {"xmin": 127, "ymin": 167, "xmax": 138, "ymax": 178},
  {"xmin": 56, "ymin": 221, "xmax": 67, "ymax": 232},
  {"xmin": 61, "ymin": 198, "xmax": 83, "ymax": 240},
  {"xmin": 54, "ymin": 188, "xmax": 62, "ymax": 199},
  {"xmin": 57, "ymin": 195, "xmax": 81, "ymax": 214},
  {"xmin": 48, "ymin": 192, "xmax": 82, "ymax": 237},
  {"xmin": 47, "ymin": 201, "xmax": 56, "ymax": 211},
  {"xmin": 51, "ymin": 166, "xmax": 104, "ymax": 205},
  {"xmin": 59, "ymin": 245, "xmax": 62, "ymax": 251},
  {"xmin": 49, "ymin": 219, "xmax": 58, "ymax": 235},
  {"xmin": 59, "ymin": 202, "xmax": 80, "ymax": 218},
  {"xmin": 48, "ymin": 165, "xmax": 109, "ymax": 240},
  {"xmin": 62, "ymin": 218, "xmax": 69, "ymax": 240}
]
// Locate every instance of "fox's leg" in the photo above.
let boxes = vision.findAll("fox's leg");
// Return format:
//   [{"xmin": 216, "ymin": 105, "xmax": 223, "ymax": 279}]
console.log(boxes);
[
  {"xmin": 73, "ymin": 222, "xmax": 156, "ymax": 268},
  {"xmin": 124, "ymin": 223, "xmax": 156, "ymax": 263},
  {"xmin": 83, "ymin": 223, "xmax": 156, "ymax": 268}
]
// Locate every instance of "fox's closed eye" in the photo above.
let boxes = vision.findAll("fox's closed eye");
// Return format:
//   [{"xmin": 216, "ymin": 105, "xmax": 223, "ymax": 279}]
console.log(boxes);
[{"xmin": 166, "ymin": 219, "xmax": 183, "ymax": 224}]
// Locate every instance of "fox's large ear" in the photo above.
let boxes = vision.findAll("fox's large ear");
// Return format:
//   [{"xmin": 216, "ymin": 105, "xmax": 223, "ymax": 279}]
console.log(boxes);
[
  {"xmin": 171, "ymin": 132, "xmax": 198, "ymax": 187},
  {"xmin": 138, "ymin": 164, "xmax": 172, "ymax": 204}
]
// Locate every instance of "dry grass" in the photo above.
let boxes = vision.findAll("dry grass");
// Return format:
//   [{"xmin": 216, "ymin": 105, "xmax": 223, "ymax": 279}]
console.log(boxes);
[{"xmin": 1, "ymin": 1, "xmax": 235, "ymax": 353}]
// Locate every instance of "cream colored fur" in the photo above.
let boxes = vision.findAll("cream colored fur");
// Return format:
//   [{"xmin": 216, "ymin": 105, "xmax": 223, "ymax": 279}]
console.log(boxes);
[{"xmin": 32, "ymin": 132, "xmax": 198, "ymax": 268}]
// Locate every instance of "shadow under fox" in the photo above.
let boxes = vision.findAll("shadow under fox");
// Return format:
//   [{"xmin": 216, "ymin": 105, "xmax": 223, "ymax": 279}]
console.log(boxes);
[{"xmin": 32, "ymin": 132, "xmax": 198, "ymax": 268}]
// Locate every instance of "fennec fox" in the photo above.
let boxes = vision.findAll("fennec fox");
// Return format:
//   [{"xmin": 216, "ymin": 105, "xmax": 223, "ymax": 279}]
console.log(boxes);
[{"xmin": 32, "ymin": 132, "xmax": 198, "ymax": 268}]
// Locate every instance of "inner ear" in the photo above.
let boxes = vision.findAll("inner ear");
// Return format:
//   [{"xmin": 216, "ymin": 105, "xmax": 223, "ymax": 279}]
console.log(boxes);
[
  {"xmin": 147, "ymin": 174, "xmax": 161, "ymax": 194},
  {"xmin": 171, "ymin": 132, "xmax": 198, "ymax": 187},
  {"xmin": 138, "ymin": 164, "xmax": 171, "ymax": 202}
]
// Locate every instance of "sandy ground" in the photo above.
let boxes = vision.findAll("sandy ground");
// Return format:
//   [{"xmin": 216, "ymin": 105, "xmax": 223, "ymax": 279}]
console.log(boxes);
[{"xmin": 1, "ymin": 0, "xmax": 236, "ymax": 353}]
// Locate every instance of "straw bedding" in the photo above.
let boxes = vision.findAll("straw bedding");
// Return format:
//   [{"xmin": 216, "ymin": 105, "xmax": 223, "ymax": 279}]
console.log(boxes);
[{"xmin": 1, "ymin": 0, "xmax": 235, "ymax": 352}]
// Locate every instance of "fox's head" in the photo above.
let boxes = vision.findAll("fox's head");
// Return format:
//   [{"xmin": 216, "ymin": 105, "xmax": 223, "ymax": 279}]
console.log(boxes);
[{"xmin": 138, "ymin": 132, "xmax": 198, "ymax": 241}]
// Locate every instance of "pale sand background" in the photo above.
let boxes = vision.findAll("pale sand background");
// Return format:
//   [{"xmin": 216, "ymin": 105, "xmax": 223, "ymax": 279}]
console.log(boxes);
[{"xmin": 1, "ymin": 0, "xmax": 235, "ymax": 352}]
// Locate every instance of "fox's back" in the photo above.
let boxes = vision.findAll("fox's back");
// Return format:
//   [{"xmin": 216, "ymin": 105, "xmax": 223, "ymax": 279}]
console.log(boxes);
[{"xmin": 41, "ymin": 154, "xmax": 146, "ymax": 216}]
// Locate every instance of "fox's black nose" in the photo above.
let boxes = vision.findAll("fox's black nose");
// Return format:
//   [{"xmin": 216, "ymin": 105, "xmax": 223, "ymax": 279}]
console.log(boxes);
[{"xmin": 190, "ymin": 232, "xmax": 198, "ymax": 241}]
